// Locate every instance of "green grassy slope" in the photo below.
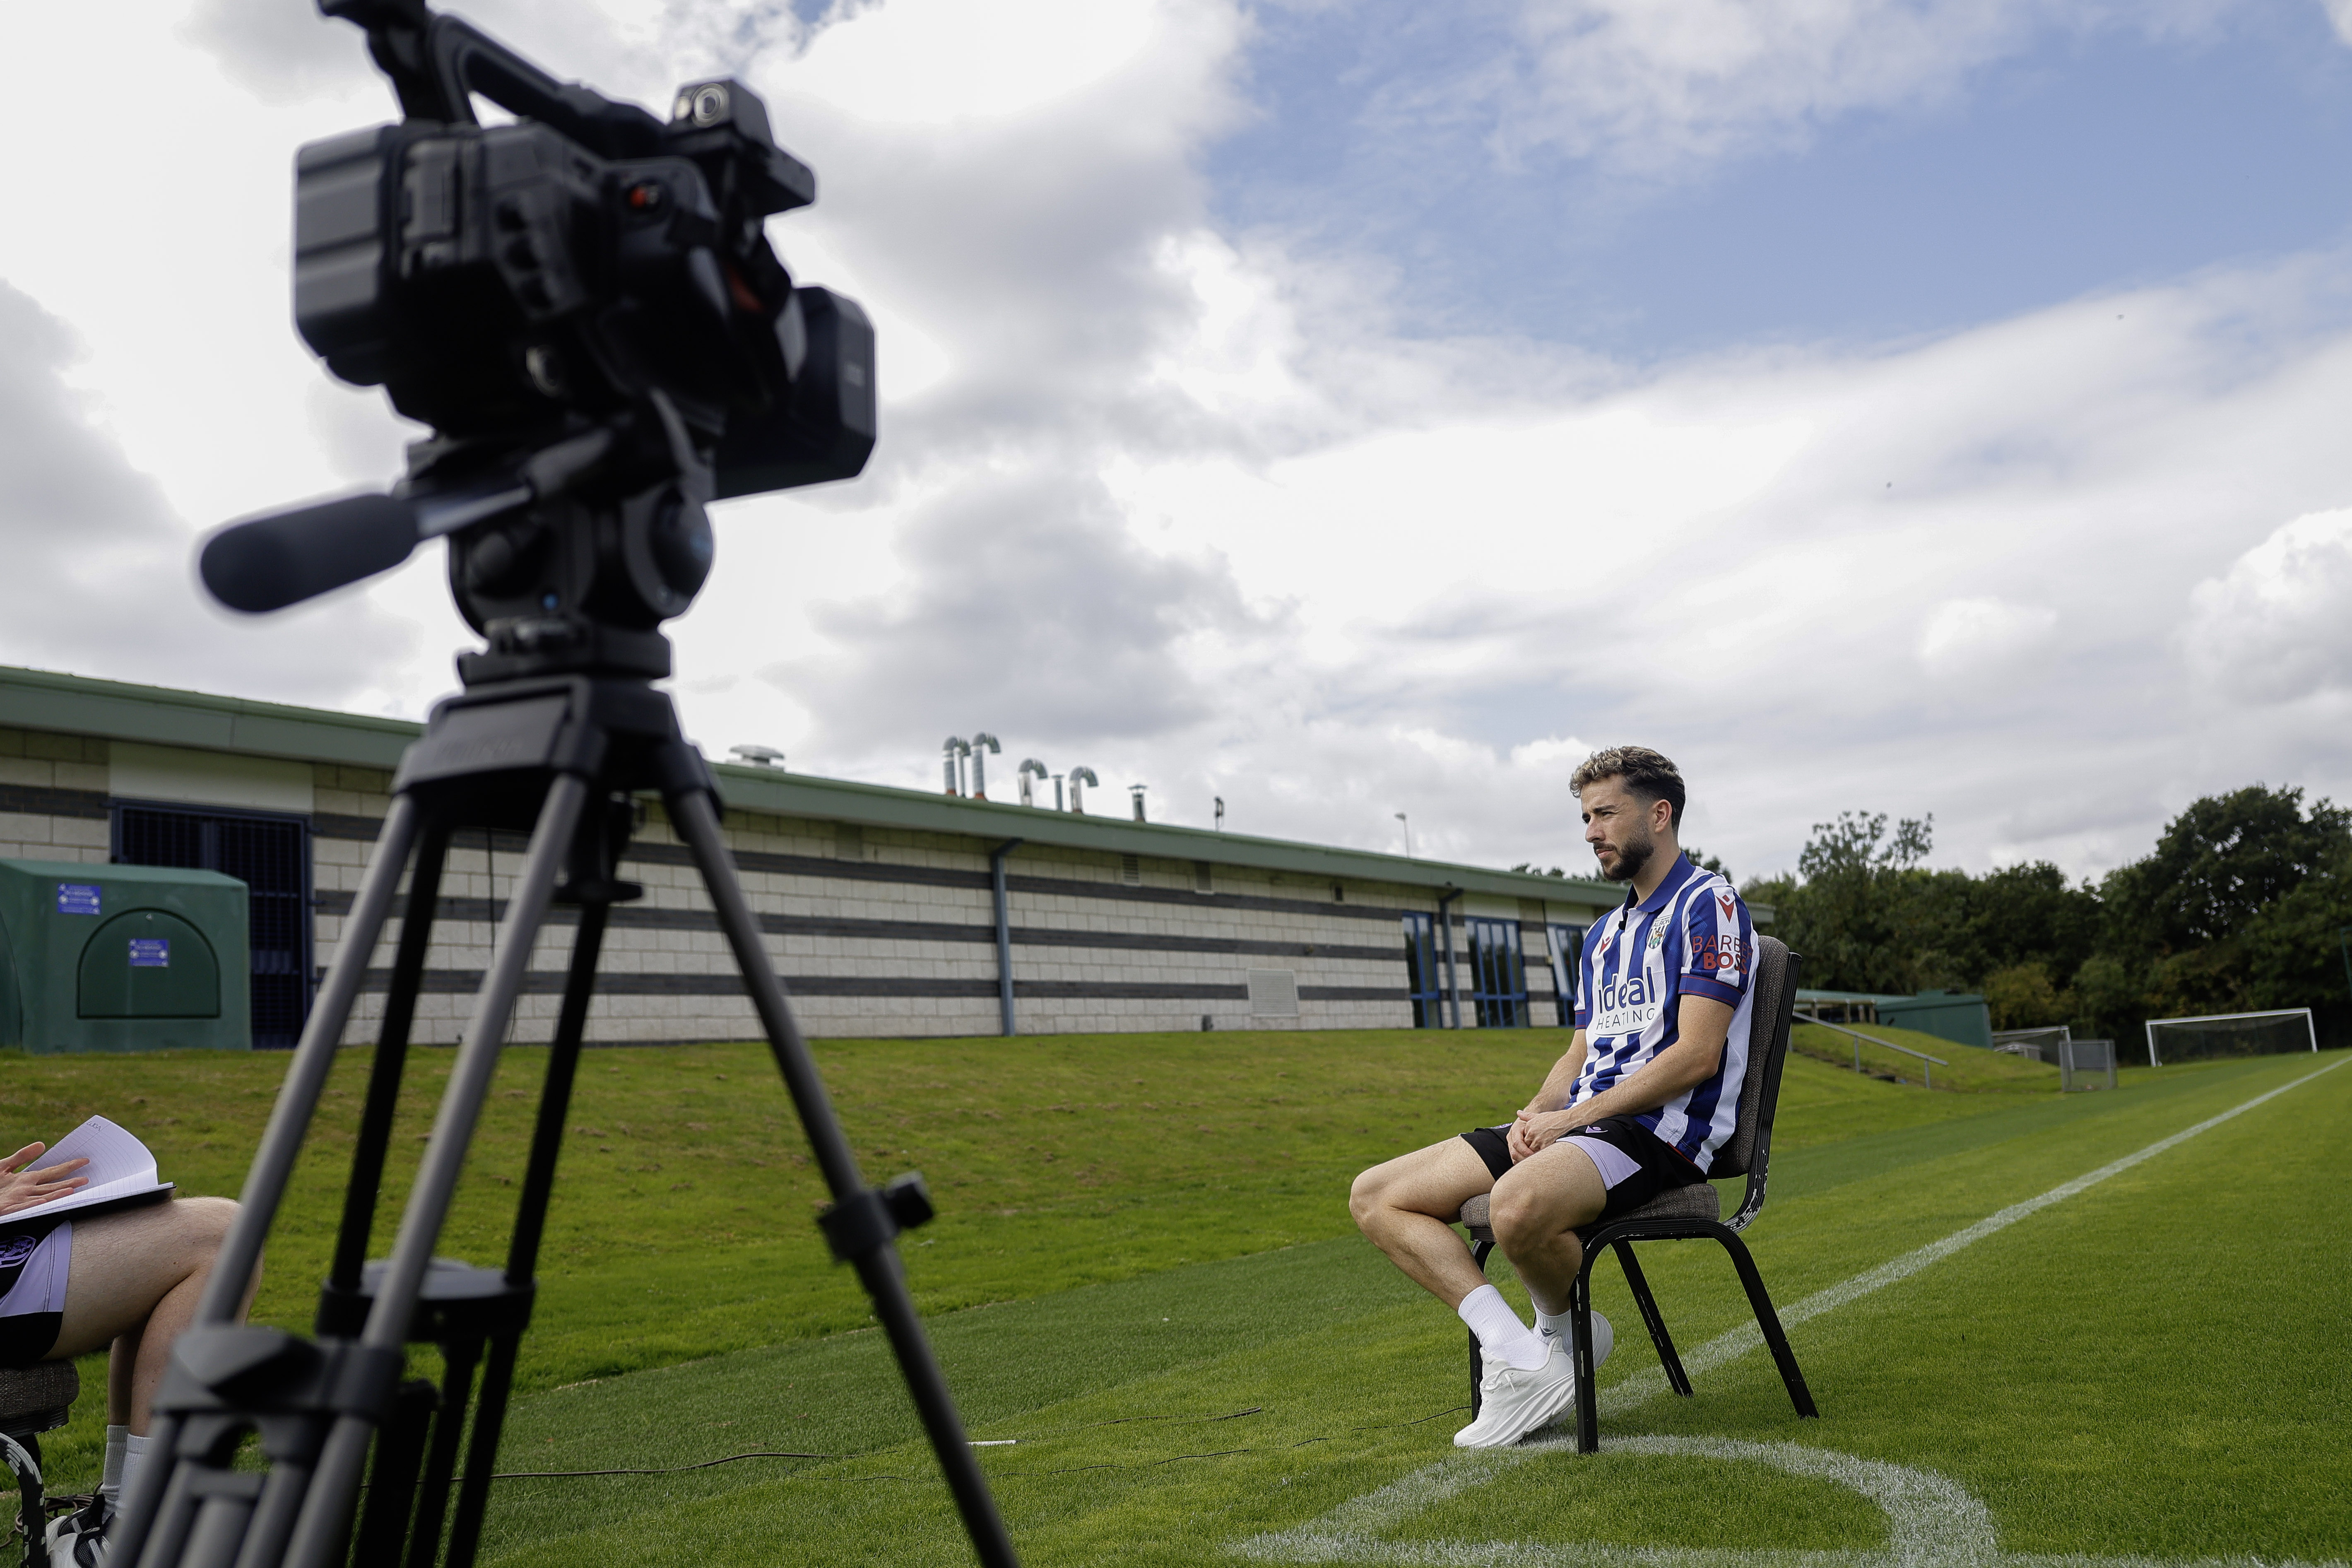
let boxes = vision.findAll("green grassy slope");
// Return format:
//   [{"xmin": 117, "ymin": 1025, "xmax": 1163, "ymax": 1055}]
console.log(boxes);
[
  {"xmin": 8, "ymin": 1038, "xmax": 2342, "ymax": 1565},
  {"xmin": 1788, "ymin": 1020, "xmax": 2064, "ymax": 1092},
  {"xmin": 473, "ymin": 1050, "xmax": 2351, "ymax": 1565}
]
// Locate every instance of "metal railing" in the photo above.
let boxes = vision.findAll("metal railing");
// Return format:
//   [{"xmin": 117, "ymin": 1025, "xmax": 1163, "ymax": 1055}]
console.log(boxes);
[{"xmin": 1793, "ymin": 1010, "xmax": 1949, "ymax": 1090}]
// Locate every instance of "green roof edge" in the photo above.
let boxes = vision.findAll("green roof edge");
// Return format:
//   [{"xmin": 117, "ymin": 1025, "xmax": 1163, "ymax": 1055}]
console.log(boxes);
[{"xmin": 0, "ymin": 665, "xmax": 1620, "ymax": 909}]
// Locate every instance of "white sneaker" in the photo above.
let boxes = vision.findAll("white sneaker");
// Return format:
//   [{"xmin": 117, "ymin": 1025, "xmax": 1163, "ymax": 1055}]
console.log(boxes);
[
  {"xmin": 1454, "ymin": 1336, "xmax": 1580, "ymax": 1449},
  {"xmin": 1541, "ymin": 1310, "xmax": 1614, "ymax": 1373},
  {"xmin": 46, "ymin": 1496, "xmax": 109, "ymax": 1566}
]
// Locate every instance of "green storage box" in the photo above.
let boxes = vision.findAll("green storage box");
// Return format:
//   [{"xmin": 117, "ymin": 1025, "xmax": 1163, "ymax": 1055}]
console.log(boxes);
[{"xmin": 0, "ymin": 860, "xmax": 252, "ymax": 1053}]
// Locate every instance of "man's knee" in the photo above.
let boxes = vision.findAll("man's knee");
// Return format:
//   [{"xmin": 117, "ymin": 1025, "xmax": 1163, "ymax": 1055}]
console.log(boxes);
[
  {"xmin": 1348, "ymin": 1165, "xmax": 1389, "ymax": 1233},
  {"xmin": 1488, "ymin": 1172, "xmax": 1582, "ymax": 1252}
]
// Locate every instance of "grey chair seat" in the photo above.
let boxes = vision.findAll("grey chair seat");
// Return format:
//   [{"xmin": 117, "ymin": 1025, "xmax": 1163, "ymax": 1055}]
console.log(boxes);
[
  {"xmin": 0, "ymin": 1362, "xmax": 77, "ymax": 1435},
  {"xmin": 1457, "ymin": 1181, "xmax": 1720, "ymax": 1245}
]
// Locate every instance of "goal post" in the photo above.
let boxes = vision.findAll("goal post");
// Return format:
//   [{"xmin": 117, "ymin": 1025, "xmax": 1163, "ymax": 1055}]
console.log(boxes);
[{"xmin": 2143, "ymin": 1008, "xmax": 2318, "ymax": 1066}]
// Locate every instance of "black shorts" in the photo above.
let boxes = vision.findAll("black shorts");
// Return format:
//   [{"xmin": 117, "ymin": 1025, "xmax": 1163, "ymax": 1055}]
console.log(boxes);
[
  {"xmin": 0, "ymin": 1312, "xmax": 61, "ymax": 1370},
  {"xmin": 1461, "ymin": 1113, "xmax": 1707, "ymax": 1222}
]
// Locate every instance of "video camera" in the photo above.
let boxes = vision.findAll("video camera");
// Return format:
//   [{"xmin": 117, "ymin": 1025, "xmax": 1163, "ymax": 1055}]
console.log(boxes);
[{"xmin": 202, "ymin": 0, "xmax": 874, "ymax": 674}]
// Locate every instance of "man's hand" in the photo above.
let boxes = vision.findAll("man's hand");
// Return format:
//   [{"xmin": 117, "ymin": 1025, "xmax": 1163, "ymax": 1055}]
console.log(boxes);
[
  {"xmin": 1507, "ymin": 1109, "xmax": 1585, "ymax": 1163},
  {"xmin": 0, "ymin": 1143, "xmax": 88, "ymax": 1216}
]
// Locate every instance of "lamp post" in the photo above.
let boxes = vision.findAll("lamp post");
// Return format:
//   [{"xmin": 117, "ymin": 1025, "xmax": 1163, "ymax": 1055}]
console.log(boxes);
[
  {"xmin": 1214, "ymin": 795, "xmax": 1225, "ymax": 831},
  {"xmin": 1395, "ymin": 812, "xmax": 1412, "ymax": 857}
]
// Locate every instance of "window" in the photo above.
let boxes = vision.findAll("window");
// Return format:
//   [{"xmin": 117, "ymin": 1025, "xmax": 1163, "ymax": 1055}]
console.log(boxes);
[
  {"xmin": 1547, "ymin": 923, "xmax": 1585, "ymax": 1029},
  {"xmin": 1401, "ymin": 912, "xmax": 1443, "ymax": 1028},
  {"xmin": 114, "ymin": 804, "xmax": 312, "ymax": 1050},
  {"xmin": 1194, "ymin": 860, "xmax": 1213, "ymax": 894},
  {"xmin": 1464, "ymin": 916, "xmax": 1529, "ymax": 1028}
]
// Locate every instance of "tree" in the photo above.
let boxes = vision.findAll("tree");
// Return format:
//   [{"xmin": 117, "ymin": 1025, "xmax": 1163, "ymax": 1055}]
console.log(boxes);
[
  {"xmin": 2099, "ymin": 785, "xmax": 2349, "ymax": 954},
  {"xmin": 1981, "ymin": 962, "xmax": 2063, "ymax": 1031}
]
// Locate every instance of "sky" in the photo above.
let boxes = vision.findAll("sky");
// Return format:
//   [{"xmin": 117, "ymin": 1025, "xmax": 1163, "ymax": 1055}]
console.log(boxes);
[{"xmin": 8, "ymin": 0, "xmax": 2352, "ymax": 888}]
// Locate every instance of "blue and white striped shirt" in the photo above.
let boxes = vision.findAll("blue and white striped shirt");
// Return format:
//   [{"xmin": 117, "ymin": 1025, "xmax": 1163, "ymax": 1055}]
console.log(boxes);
[{"xmin": 1572, "ymin": 854, "xmax": 1756, "ymax": 1173}]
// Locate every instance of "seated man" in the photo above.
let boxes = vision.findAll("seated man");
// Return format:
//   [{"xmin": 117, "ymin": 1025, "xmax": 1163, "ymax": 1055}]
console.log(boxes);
[
  {"xmin": 1350, "ymin": 745, "xmax": 1757, "ymax": 1448},
  {"xmin": 0, "ymin": 1140, "xmax": 260, "ymax": 1565}
]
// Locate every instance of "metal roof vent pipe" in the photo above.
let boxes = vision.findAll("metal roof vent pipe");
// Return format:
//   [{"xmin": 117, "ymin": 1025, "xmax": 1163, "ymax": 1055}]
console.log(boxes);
[
  {"xmin": 1069, "ymin": 766, "xmax": 1098, "ymax": 813},
  {"xmin": 968, "ymin": 732, "xmax": 1000, "ymax": 799},
  {"xmin": 1129, "ymin": 783, "xmax": 1147, "ymax": 822},
  {"xmin": 1017, "ymin": 758, "xmax": 1048, "ymax": 807},
  {"xmin": 730, "ymin": 745, "xmax": 784, "ymax": 768},
  {"xmin": 942, "ymin": 736, "xmax": 968, "ymax": 795}
]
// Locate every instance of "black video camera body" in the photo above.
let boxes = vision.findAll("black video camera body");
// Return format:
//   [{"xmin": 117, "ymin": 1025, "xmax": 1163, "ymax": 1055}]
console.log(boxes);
[
  {"xmin": 295, "ymin": 78, "xmax": 872, "ymax": 501},
  {"xmin": 197, "ymin": 2, "xmax": 875, "ymax": 663}
]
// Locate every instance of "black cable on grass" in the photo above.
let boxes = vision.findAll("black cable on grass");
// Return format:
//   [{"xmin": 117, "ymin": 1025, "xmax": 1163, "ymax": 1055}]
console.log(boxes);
[
  {"xmin": 469, "ymin": 1402, "xmax": 1474, "ymax": 1484},
  {"xmin": 491, "ymin": 1451, "xmax": 836, "ymax": 1480}
]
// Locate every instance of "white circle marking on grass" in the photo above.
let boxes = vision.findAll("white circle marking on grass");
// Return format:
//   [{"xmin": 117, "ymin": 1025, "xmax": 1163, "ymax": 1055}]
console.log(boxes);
[
  {"xmin": 1233, "ymin": 1436, "xmax": 2347, "ymax": 1568},
  {"xmin": 1234, "ymin": 1058, "xmax": 2351, "ymax": 1568}
]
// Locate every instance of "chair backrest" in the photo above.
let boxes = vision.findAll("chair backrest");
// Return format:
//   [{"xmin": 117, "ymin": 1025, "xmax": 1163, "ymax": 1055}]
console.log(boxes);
[{"xmin": 1709, "ymin": 935, "xmax": 1801, "ymax": 1231}]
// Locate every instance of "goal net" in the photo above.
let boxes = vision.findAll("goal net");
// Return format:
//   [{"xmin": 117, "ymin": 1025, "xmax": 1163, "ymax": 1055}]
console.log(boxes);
[
  {"xmin": 2059, "ymin": 1038, "xmax": 2116, "ymax": 1091},
  {"xmin": 1992, "ymin": 1026, "xmax": 2069, "ymax": 1064},
  {"xmin": 2144, "ymin": 1009, "xmax": 2317, "ymax": 1066}
]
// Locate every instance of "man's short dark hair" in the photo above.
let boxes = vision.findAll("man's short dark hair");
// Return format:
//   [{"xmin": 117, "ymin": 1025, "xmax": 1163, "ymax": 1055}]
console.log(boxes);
[{"xmin": 1570, "ymin": 746, "xmax": 1686, "ymax": 830}]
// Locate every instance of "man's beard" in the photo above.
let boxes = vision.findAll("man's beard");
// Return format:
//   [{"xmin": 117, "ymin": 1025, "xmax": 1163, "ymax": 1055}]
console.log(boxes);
[{"xmin": 1601, "ymin": 826, "xmax": 1654, "ymax": 884}]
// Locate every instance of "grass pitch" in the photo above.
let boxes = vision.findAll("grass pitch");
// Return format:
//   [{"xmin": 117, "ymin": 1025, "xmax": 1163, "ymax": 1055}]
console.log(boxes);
[{"xmin": 5, "ymin": 1034, "xmax": 2347, "ymax": 1566}]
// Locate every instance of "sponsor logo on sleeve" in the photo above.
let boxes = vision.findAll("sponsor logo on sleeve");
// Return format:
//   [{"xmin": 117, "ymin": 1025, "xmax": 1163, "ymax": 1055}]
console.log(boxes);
[{"xmin": 1695, "ymin": 933, "xmax": 1749, "ymax": 974}]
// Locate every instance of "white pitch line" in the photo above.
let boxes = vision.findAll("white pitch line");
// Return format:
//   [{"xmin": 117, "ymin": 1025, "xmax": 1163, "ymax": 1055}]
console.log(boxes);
[
  {"xmin": 1238, "ymin": 1055, "xmax": 2350, "ymax": 1564},
  {"xmin": 1596, "ymin": 1055, "xmax": 2350, "ymax": 1415}
]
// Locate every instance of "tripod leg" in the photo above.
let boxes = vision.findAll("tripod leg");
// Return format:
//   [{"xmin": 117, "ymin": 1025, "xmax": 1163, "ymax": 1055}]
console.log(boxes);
[
  {"xmin": 403, "ymin": 1338, "xmax": 483, "ymax": 1568},
  {"xmin": 666, "ymin": 786, "xmax": 1020, "ymax": 1568},
  {"xmin": 328, "ymin": 826, "xmax": 453, "ymax": 1296},
  {"xmin": 283, "ymin": 776, "xmax": 591, "ymax": 1568},
  {"xmin": 112, "ymin": 797, "xmax": 426, "ymax": 1568},
  {"xmin": 443, "ymin": 899, "xmax": 611, "ymax": 1568}
]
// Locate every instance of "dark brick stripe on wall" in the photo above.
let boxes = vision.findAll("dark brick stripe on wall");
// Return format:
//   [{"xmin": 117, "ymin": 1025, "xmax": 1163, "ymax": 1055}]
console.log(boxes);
[
  {"xmin": 305, "ymin": 814, "xmax": 1500, "ymax": 924},
  {"xmin": 342, "ymin": 969, "xmax": 1411, "ymax": 1004},
  {"xmin": 0, "ymin": 784, "xmax": 109, "ymax": 820},
  {"xmin": 311, "ymin": 890, "xmax": 1413, "ymax": 964}
]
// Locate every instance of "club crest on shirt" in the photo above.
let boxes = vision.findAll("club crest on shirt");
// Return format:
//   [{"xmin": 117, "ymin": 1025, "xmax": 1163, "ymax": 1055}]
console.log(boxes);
[{"xmin": 1717, "ymin": 892, "xmax": 1736, "ymax": 919}]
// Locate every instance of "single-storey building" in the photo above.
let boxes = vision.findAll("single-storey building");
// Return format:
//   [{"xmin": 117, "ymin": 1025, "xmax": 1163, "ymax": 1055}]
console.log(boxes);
[{"xmin": 0, "ymin": 665, "xmax": 1654, "ymax": 1048}]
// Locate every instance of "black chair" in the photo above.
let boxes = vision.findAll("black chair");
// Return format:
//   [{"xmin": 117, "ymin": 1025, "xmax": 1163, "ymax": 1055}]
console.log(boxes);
[
  {"xmin": 1456, "ymin": 934, "xmax": 1817, "ymax": 1452},
  {"xmin": 0, "ymin": 1361, "xmax": 79, "ymax": 1568}
]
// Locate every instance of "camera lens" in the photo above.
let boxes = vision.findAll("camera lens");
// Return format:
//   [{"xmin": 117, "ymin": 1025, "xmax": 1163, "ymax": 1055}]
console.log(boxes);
[{"xmin": 691, "ymin": 85, "xmax": 729, "ymax": 127}]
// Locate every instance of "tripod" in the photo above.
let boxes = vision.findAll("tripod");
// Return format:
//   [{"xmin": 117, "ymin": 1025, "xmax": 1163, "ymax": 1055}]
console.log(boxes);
[{"xmin": 111, "ymin": 665, "xmax": 1019, "ymax": 1568}]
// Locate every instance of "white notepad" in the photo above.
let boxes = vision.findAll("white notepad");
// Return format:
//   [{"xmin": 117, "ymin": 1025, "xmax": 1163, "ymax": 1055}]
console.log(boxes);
[{"xmin": 2, "ymin": 1116, "xmax": 175, "ymax": 1227}]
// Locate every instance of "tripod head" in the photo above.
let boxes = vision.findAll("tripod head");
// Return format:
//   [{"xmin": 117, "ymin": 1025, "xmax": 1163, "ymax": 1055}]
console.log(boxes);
[{"xmin": 199, "ymin": 0, "xmax": 875, "ymax": 684}]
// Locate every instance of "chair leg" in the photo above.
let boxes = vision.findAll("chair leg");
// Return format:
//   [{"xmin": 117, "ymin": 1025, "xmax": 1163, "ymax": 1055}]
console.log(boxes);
[
  {"xmin": 4, "ymin": 1430, "xmax": 46, "ymax": 1568},
  {"xmin": 1466, "ymin": 1239, "xmax": 1493, "ymax": 1418},
  {"xmin": 1571, "ymin": 1261, "xmax": 1601, "ymax": 1454},
  {"xmin": 1611, "ymin": 1240, "xmax": 1692, "ymax": 1398},
  {"xmin": 1714, "ymin": 1228, "xmax": 1818, "ymax": 1419}
]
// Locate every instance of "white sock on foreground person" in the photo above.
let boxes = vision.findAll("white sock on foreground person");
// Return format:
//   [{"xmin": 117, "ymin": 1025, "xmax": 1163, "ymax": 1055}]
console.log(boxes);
[{"xmin": 1457, "ymin": 1284, "xmax": 1549, "ymax": 1371}]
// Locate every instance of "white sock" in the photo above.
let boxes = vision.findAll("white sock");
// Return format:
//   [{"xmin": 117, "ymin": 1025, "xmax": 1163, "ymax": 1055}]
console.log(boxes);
[
  {"xmin": 97, "ymin": 1425, "xmax": 128, "ymax": 1515},
  {"xmin": 1534, "ymin": 1305, "xmax": 1573, "ymax": 1343},
  {"xmin": 1456, "ymin": 1284, "xmax": 1550, "ymax": 1371},
  {"xmin": 117, "ymin": 1433, "xmax": 149, "ymax": 1517}
]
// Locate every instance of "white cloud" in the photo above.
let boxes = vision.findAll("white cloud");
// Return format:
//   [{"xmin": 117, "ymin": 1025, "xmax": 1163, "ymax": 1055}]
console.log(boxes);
[
  {"xmin": 2325, "ymin": 0, "xmax": 2352, "ymax": 47},
  {"xmin": 2184, "ymin": 508, "xmax": 2352, "ymax": 702},
  {"xmin": 1494, "ymin": 0, "xmax": 2237, "ymax": 175},
  {"xmin": 9, "ymin": 0, "xmax": 2352, "ymax": 899},
  {"xmin": 1917, "ymin": 597, "xmax": 2058, "ymax": 679}
]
